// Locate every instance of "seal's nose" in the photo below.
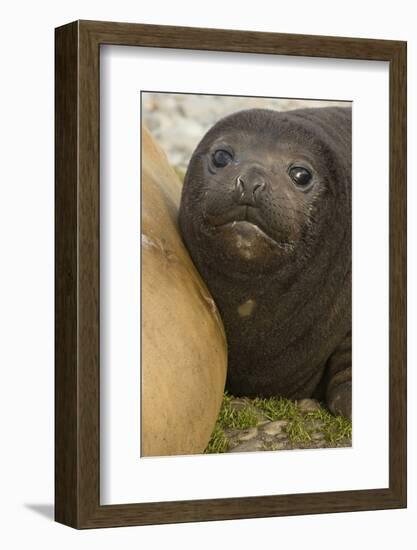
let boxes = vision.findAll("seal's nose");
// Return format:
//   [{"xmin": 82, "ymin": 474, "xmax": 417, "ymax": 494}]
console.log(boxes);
[{"xmin": 234, "ymin": 175, "xmax": 266, "ymax": 206}]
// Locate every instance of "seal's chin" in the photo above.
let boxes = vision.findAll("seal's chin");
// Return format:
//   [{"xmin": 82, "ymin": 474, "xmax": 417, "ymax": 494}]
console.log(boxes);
[{"xmin": 214, "ymin": 220, "xmax": 286, "ymax": 262}]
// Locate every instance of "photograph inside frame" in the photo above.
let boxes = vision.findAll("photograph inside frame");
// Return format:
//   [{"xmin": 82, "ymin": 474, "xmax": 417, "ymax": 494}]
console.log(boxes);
[{"xmin": 141, "ymin": 92, "xmax": 352, "ymax": 458}]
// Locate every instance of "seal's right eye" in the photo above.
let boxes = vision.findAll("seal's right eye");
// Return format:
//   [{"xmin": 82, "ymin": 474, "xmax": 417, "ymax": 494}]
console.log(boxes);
[
  {"xmin": 212, "ymin": 149, "xmax": 233, "ymax": 168},
  {"xmin": 288, "ymin": 166, "xmax": 313, "ymax": 188}
]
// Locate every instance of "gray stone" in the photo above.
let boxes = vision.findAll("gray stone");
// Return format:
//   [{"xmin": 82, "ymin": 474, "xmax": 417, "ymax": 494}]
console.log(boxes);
[
  {"xmin": 229, "ymin": 399, "xmax": 251, "ymax": 411},
  {"xmin": 296, "ymin": 398, "xmax": 322, "ymax": 413},
  {"xmin": 311, "ymin": 432, "xmax": 326, "ymax": 441},
  {"xmin": 237, "ymin": 427, "xmax": 258, "ymax": 442},
  {"xmin": 230, "ymin": 439, "xmax": 264, "ymax": 453},
  {"xmin": 224, "ymin": 428, "xmax": 240, "ymax": 439},
  {"xmin": 257, "ymin": 420, "xmax": 270, "ymax": 427},
  {"xmin": 271, "ymin": 441, "xmax": 286, "ymax": 451},
  {"xmin": 308, "ymin": 419, "xmax": 325, "ymax": 430},
  {"xmin": 261, "ymin": 420, "xmax": 288, "ymax": 436}
]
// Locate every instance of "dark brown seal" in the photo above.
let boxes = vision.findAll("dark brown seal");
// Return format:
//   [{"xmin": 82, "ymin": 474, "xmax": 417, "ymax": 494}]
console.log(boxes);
[{"xmin": 179, "ymin": 107, "xmax": 352, "ymax": 419}]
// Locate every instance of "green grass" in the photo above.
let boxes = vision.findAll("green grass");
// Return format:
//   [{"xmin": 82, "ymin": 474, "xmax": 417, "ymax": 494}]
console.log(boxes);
[
  {"xmin": 216, "ymin": 393, "xmax": 259, "ymax": 430},
  {"xmin": 252, "ymin": 395, "xmax": 298, "ymax": 421},
  {"xmin": 205, "ymin": 393, "xmax": 352, "ymax": 453},
  {"xmin": 307, "ymin": 407, "xmax": 352, "ymax": 445},
  {"xmin": 204, "ymin": 424, "xmax": 229, "ymax": 454},
  {"xmin": 204, "ymin": 393, "xmax": 258, "ymax": 454}
]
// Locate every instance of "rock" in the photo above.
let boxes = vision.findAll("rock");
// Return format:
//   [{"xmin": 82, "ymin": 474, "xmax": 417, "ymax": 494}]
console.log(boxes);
[
  {"xmin": 238, "ymin": 427, "xmax": 258, "ymax": 441},
  {"xmin": 261, "ymin": 420, "xmax": 288, "ymax": 436},
  {"xmin": 311, "ymin": 432, "xmax": 326, "ymax": 441},
  {"xmin": 230, "ymin": 440, "xmax": 264, "ymax": 453},
  {"xmin": 271, "ymin": 441, "xmax": 287, "ymax": 451},
  {"xmin": 229, "ymin": 398, "xmax": 252, "ymax": 411},
  {"xmin": 308, "ymin": 419, "xmax": 325, "ymax": 430},
  {"xmin": 141, "ymin": 126, "xmax": 227, "ymax": 457},
  {"xmin": 224, "ymin": 428, "xmax": 240, "ymax": 439},
  {"xmin": 296, "ymin": 398, "xmax": 322, "ymax": 413},
  {"xmin": 257, "ymin": 420, "xmax": 271, "ymax": 427}
]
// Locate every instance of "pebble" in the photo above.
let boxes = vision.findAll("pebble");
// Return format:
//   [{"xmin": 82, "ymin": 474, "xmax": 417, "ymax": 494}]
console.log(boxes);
[
  {"xmin": 271, "ymin": 442, "xmax": 287, "ymax": 451},
  {"xmin": 230, "ymin": 440, "xmax": 264, "ymax": 453},
  {"xmin": 308, "ymin": 419, "xmax": 325, "ymax": 430},
  {"xmin": 237, "ymin": 427, "xmax": 258, "ymax": 441},
  {"xmin": 229, "ymin": 399, "xmax": 251, "ymax": 411},
  {"xmin": 296, "ymin": 398, "xmax": 322, "ymax": 413},
  {"xmin": 261, "ymin": 420, "xmax": 288, "ymax": 436}
]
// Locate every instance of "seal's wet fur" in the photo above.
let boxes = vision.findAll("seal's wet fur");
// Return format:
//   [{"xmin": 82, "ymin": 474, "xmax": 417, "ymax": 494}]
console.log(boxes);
[{"xmin": 179, "ymin": 107, "xmax": 352, "ymax": 418}]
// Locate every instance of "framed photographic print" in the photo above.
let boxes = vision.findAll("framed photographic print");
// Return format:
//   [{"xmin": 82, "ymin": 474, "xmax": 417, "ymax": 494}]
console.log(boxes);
[{"xmin": 55, "ymin": 20, "xmax": 407, "ymax": 528}]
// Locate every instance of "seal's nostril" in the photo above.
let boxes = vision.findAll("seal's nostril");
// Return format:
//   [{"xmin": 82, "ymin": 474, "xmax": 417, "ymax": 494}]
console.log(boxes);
[
  {"xmin": 253, "ymin": 181, "xmax": 266, "ymax": 196},
  {"xmin": 235, "ymin": 175, "xmax": 266, "ymax": 206},
  {"xmin": 236, "ymin": 176, "xmax": 244, "ymax": 194}
]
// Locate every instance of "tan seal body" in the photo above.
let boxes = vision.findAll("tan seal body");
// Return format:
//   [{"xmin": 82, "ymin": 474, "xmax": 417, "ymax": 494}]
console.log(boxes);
[{"xmin": 141, "ymin": 127, "xmax": 227, "ymax": 457}]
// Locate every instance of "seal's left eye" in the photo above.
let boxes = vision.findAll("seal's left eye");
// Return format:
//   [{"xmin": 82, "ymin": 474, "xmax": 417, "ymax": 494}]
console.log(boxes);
[
  {"xmin": 289, "ymin": 166, "xmax": 313, "ymax": 188},
  {"xmin": 212, "ymin": 149, "xmax": 233, "ymax": 168}
]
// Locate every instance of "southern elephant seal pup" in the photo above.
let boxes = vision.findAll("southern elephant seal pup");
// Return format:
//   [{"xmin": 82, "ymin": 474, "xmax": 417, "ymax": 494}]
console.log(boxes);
[{"xmin": 179, "ymin": 107, "xmax": 352, "ymax": 419}]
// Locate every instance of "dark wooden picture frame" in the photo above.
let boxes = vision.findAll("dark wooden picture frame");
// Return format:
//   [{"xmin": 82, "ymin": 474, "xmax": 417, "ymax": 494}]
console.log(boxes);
[{"xmin": 55, "ymin": 20, "xmax": 407, "ymax": 529}]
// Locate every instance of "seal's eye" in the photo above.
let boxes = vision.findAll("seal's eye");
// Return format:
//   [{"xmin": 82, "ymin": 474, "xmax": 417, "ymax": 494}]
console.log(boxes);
[
  {"xmin": 289, "ymin": 166, "xmax": 313, "ymax": 188},
  {"xmin": 212, "ymin": 149, "xmax": 233, "ymax": 168}
]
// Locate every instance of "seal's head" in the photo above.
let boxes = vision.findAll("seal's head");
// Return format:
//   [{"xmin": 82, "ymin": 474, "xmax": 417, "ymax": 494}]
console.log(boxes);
[{"xmin": 179, "ymin": 108, "xmax": 351, "ymax": 278}]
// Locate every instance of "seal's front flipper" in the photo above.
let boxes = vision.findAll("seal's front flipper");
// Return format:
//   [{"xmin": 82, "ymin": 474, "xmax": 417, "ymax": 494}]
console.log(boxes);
[
  {"xmin": 327, "ymin": 378, "xmax": 352, "ymax": 420},
  {"xmin": 325, "ymin": 332, "xmax": 352, "ymax": 420}
]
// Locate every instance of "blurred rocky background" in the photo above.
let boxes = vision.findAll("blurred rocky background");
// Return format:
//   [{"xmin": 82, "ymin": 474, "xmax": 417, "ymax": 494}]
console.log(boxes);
[{"xmin": 142, "ymin": 92, "xmax": 349, "ymax": 174}]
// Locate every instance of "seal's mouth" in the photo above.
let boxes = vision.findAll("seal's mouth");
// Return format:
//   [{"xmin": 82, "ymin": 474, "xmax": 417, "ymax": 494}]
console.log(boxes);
[
  {"xmin": 223, "ymin": 220, "xmax": 278, "ymax": 245},
  {"xmin": 208, "ymin": 206, "xmax": 274, "ymax": 241},
  {"xmin": 203, "ymin": 203, "xmax": 297, "ymax": 254},
  {"xmin": 209, "ymin": 205, "xmax": 259, "ymax": 227}
]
